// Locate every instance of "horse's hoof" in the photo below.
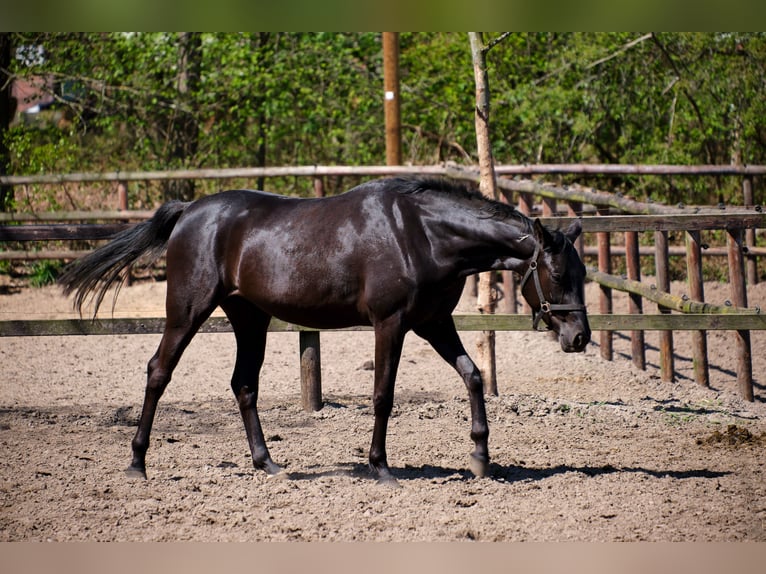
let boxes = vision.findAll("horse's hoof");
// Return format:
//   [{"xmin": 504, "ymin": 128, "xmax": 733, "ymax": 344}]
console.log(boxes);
[
  {"xmin": 376, "ymin": 475, "xmax": 402, "ymax": 489},
  {"xmin": 262, "ymin": 459, "xmax": 284, "ymax": 476},
  {"xmin": 124, "ymin": 466, "xmax": 147, "ymax": 480},
  {"xmin": 266, "ymin": 468, "xmax": 288, "ymax": 481},
  {"xmin": 469, "ymin": 454, "xmax": 490, "ymax": 478},
  {"xmin": 372, "ymin": 465, "xmax": 402, "ymax": 488}
]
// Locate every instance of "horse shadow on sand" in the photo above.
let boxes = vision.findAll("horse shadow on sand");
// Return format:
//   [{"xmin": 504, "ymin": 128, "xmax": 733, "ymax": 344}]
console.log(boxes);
[{"xmin": 281, "ymin": 461, "xmax": 729, "ymax": 484}]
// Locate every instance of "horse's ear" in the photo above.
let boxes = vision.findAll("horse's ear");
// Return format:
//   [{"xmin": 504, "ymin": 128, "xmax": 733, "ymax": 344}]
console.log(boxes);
[
  {"xmin": 564, "ymin": 219, "xmax": 582, "ymax": 242},
  {"xmin": 533, "ymin": 218, "xmax": 554, "ymax": 247}
]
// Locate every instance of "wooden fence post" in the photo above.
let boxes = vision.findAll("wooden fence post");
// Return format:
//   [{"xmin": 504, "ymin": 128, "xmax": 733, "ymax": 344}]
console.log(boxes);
[
  {"xmin": 727, "ymin": 227, "xmax": 754, "ymax": 401},
  {"xmin": 117, "ymin": 180, "xmax": 128, "ymax": 211},
  {"xmin": 597, "ymin": 206, "xmax": 613, "ymax": 361},
  {"xmin": 625, "ymin": 230, "xmax": 645, "ymax": 369},
  {"xmin": 686, "ymin": 230, "xmax": 709, "ymax": 387},
  {"xmin": 743, "ymin": 176, "xmax": 757, "ymax": 285},
  {"xmin": 654, "ymin": 230, "xmax": 675, "ymax": 382},
  {"xmin": 542, "ymin": 196, "xmax": 556, "ymax": 217},
  {"xmin": 500, "ymin": 189, "xmax": 517, "ymax": 314},
  {"xmin": 313, "ymin": 176, "xmax": 325, "ymax": 198},
  {"xmin": 300, "ymin": 331, "xmax": 323, "ymax": 411},
  {"xmin": 567, "ymin": 201, "xmax": 584, "ymax": 258},
  {"xmin": 117, "ymin": 180, "xmax": 132, "ymax": 286},
  {"xmin": 518, "ymin": 192, "xmax": 534, "ymax": 316}
]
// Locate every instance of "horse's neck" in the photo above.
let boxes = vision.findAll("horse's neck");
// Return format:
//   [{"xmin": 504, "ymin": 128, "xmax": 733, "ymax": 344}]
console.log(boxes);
[{"xmin": 433, "ymin": 213, "xmax": 537, "ymax": 276}]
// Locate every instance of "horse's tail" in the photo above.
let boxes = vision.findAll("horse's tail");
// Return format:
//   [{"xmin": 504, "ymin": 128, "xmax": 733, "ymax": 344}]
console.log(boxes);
[{"xmin": 58, "ymin": 200, "xmax": 191, "ymax": 317}]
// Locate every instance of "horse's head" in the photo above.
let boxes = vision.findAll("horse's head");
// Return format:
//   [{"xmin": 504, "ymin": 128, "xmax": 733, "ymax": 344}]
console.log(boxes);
[{"xmin": 519, "ymin": 219, "xmax": 591, "ymax": 353}]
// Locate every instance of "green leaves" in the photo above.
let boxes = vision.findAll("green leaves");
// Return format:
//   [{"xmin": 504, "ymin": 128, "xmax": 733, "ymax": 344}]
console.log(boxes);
[{"xmin": 5, "ymin": 33, "xmax": 766, "ymax": 205}]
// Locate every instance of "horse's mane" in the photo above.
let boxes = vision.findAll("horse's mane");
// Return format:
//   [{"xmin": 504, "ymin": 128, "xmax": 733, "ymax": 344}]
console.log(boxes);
[{"xmin": 390, "ymin": 176, "xmax": 526, "ymax": 223}]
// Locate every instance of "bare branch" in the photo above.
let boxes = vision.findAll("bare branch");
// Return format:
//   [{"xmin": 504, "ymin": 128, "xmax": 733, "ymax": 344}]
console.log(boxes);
[
  {"xmin": 485, "ymin": 32, "xmax": 512, "ymax": 53},
  {"xmin": 585, "ymin": 33, "xmax": 652, "ymax": 70},
  {"xmin": 535, "ymin": 32, "xmax": 653, "ymax": 85},
  {"xmin": 650, "ymin": 32, "xmax": 714, "ymax": 163}
]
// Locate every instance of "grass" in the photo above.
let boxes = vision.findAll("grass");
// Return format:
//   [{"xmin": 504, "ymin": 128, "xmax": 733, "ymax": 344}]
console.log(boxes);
[{"xmin": 28, "ymin": 260, "xmax": 63, "ymax": 288}]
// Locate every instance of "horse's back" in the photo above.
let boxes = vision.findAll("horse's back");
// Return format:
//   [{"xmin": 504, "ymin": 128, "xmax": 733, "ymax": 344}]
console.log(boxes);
[{"xmin": 164, "ymin": 183, "xmax": 436, "ymax": 328}]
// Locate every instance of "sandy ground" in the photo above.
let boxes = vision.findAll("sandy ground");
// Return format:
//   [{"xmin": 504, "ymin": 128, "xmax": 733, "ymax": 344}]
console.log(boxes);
[{"xmin": 0, "ymin": 274, "xmax": 764, "ymax": 541}]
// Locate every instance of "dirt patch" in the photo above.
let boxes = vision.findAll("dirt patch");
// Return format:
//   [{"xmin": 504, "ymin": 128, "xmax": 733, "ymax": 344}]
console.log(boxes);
[
  {"xmin": 0, "ymin": 277, "xmax": 765, "ymax": 541},
  {"xmin": 697, "ymin": 424, "xmax": 766, "ymax": 447}
]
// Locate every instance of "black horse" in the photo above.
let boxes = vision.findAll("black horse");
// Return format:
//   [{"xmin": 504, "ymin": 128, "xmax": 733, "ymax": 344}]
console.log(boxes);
[{"xmin": 59, "ymin": 177, "xmax": 590, "ymax": 483}]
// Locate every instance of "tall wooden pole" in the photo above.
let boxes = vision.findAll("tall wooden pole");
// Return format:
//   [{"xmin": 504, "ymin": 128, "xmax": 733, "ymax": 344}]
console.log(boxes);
[
  {"xmin": 383, "ymin": 32, "xmax": 402, "ymax": 166},
  {"xmin": 469, "ymin": 32, "xmax": 498, "ymax": 396}
]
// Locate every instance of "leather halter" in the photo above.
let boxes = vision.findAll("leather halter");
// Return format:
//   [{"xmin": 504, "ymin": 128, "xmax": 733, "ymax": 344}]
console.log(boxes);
[{"xmin": 519, "ymin": 238, "xmax": 587, "ymax": 331}]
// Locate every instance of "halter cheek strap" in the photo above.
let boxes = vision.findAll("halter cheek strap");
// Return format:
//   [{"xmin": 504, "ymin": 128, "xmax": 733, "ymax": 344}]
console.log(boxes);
[{"xmin": 519, "ymin": 239, "xmax": 587, "ymax": 331}]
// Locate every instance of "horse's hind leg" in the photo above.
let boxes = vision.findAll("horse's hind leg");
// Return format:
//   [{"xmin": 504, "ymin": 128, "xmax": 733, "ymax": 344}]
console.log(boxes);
[
  {"xmin": 414, "ymin": 317, "xmax": 490, "ymax": 478},
  {"xmin": 219, "ymin": 296, "xmax": 282, "ymax": 477},
  {"xmin": 126, "ymin": 288, "xmax": 219, "ymax": 479}
]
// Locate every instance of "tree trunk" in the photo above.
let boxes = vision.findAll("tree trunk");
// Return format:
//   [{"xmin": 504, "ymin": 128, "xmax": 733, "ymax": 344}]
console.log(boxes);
[
  {"xmin": 469, "ymin": 33, "xmax": 498, "ymax": 396},
  {"xmin": 0, "ymin": 33, "xmax": 15, "ymax": 211},
  {"xmin": 163, "ymin": 32, "xmax": 202, "ymax": 202}
]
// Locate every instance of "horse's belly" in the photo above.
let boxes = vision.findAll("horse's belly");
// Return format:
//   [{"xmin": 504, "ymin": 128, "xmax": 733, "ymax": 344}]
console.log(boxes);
[{"xmin": 234, "ymin": 275, "xmax": 371, "ymax": 329}]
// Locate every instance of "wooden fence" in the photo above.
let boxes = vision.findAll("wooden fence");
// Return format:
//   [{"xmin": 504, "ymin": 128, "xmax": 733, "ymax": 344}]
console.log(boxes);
[{"xmin": 1, "ymin": 164, "xmax": 763, "ymax": 404}]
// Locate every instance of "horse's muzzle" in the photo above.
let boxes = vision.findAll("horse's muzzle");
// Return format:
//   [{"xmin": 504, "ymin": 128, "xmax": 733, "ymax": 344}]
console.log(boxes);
[
  {"xmin": 561, "ymin": 330, "xmax": 590, "ymax": 353},
  {"xmin": 558, "ymin": 316, "xmax": 591, "ymax": 353}
]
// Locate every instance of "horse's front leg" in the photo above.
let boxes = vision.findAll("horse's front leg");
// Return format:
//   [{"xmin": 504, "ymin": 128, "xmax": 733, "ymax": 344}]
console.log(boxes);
[
  {"xmin": 415, "ymin": 318, "xmax": 490, "ymax": 478},
  {"xmin": 369, "ymin": 316, "xmax": 407, "ymax": 485}
]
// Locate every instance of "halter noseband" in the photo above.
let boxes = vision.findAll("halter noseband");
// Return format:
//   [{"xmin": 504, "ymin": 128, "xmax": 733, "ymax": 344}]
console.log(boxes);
[{"xmin": 519, "ymin": 238, "xmax": 587, "ymax": 331}]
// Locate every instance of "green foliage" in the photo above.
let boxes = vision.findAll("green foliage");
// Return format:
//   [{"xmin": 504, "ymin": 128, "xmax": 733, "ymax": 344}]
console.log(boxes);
[
  {"xmin": 4, "ymin": 126, "xmax": 80, "ymax": 210},
  {"xmin": 5, "ymin": 33, "xmax": 766, "ymax": 207},
  {"xmin": 27, "ymin": 259, "xmax": 63, "ymax": 287}
]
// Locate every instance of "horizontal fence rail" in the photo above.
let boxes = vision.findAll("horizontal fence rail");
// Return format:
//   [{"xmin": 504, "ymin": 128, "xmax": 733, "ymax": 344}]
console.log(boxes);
[
  {"xmin": 1, "ymin": 163, "xmax": 763, "ymax": 404},
  {"xmin": 4, "ymin": 212, "xmax": 764, "ymax": 235},
  {"xmin": 2, "ymin": 313, "xmax": 764, "ymax": 338},
  {"xmin": 2, "ymin": 163, "xmax": 766, "ymax": 186}
]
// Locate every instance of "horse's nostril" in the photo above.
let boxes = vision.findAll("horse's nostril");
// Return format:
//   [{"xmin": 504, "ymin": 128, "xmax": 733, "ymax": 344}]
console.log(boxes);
[{"xmin": 574, "ymin": 333, "xmax": 585, "ymax": 349}]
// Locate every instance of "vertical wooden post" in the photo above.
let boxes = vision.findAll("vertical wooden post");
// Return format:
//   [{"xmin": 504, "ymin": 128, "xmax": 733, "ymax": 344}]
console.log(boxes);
[
  {"xmin": 300, "ymin": 330, "xmax": 323, "ymax": 412},
  {"xmin": 542, "ymin": 197, "xmax": 556, "ymax": 217},
  {"xmin": 597, "ymin": 206, "xmax": 613, "ymax": 361},
  {"xmin": 743, "ymin": 176, "xmax": 757, "ymax": 285},
  {"xmin": 500, "ymin": 271, "xmax": 517, "ymax": 314},
  {"xmin": 500, "ymin": 190, "xmax": 517, "ymax": 314},
  {"xmin": 567, "ymin": 201, "xmax": 584, "ymax": 258},
  {"xmin": 383, "ymin": 32, "xmax": 402, "ymax": 166},
  {"xmin": 517, "ymin": 192, "xmax": 534, "ymax": 216},
  {"xmin": 686, "ymin": 230, "xmax": 709, "ymax": 387},
  {"xmin": 625, "ymin": 231, "xmax": 645, "ymax": 370},
  {"xmin": 313, "ymin": 176, "xmax": 325, "ymax": 198},
  {"xmin": 117, "ymin": 180, "xmax": 129, "ymax": 211},
  {"xmin": 654, "ymin": 230, "xmax": 675, "ymax": 382},
  {"xmin": 517, "ymin": 192, "xmax": 534, "ymax": 316},
  {"xmin": 469, "ymin": 32, "xmax": 499, "ymax": 396},
  {"xmin": 727, "ymin": 228, "xmax": 754, "ymax": 402},
  {"xmin": 117, "ymin": 180, "xmax": 132, "ymax": 286}
]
